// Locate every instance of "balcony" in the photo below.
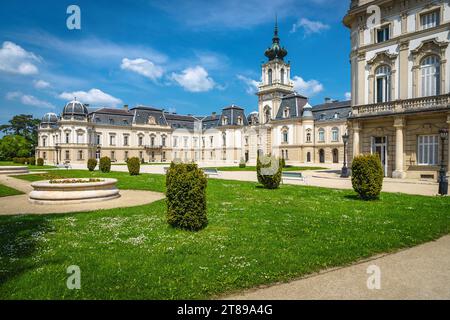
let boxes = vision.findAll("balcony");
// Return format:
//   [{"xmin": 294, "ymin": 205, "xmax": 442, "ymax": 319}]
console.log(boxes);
[
  {"xmin": 144, "ymin": 144, "xmax": 163, "ymax": 150},
  {"xmin": 351, "ymin": 94, "xmax": 450, "ymax": 118}
]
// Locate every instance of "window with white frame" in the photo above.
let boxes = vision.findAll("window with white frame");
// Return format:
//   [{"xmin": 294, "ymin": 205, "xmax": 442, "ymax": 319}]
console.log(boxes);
[
  {"xmin": 138, "ymin": 135, "xmax": 144, "ymax": 146},
  {"xmin": 306, "ymin": 130, "xmax": 312, "ymax": 143},
  {"xmin": 282, "ymin": 128, "xmax": 289, "ymax": 143},
  {"xmin": 183, "ymin": 136, "xmax": 188, "ymax": 148},
  {"xmin": 421, "ymin": 55, "xmax": 440, "ymax": 97},
  {"xmin": 65, "ymin": 132, "xmax": 70, "ymax": 144},
  {"xmin": 268, "ymin": 69, "xmax": 273, "ymax": 84},
  {"xmin": 123, "ymin": 135, "xmax": 129, "ymax": 146},
  {"xmin": 376, "ymin": 25, "xmax": 390, "ymax": 43},
  {"xmin": 375, "ymin": 65, "xmax": 391, "ymax": 103},
  {"xmin": 96, "ymin": 134, "xmax": 101, "ymax": 145},
  {"xmin": 417, "ymin": 135, "xmax": 439, "ymax": 165},
  {"xmin": 281, "ymin": 68, "xmax": 285, "ymax": 84},
  {"xmin": 318, "ymin": 128, "xmax": 325, "ymax": 142},
  {"xmin": 421, "ymin": 10, "xmax": 440, "ymax": 30},
  {"xmin": 173, "ymin": 136, "xmax": 177, "ymax": 147},
  {"xmin": 109, "ymin": 135, "xmax": 116, "ymax": 146},
  {"xmin": 162, "ymin": 135, "xmax": 166, "ymax": 147},
  {"xmin": 332, "ymin": 127, "xmax": 339, "ymax": 142},
  {"xmin": 42, "ymin": 137, "xmax": 47, "ymax": 147},
  {"xmin": 222, "ymin": 133, "xmax": 226, "ymax": 147}
]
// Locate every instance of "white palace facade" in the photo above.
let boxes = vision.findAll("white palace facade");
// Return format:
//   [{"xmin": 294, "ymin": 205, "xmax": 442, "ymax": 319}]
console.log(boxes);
[{"xmin": 37, "ymin": 23, "xmax": 350, "ymax": 167}]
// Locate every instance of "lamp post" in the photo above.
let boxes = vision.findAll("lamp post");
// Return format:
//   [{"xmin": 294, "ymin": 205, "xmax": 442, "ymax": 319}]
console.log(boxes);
[
  {"xmin": 341, "ymin": 132, "xmax": 350, "ymax": 178},
  {"xmin": 438, "ymin": 128, "xmax": 448, "ymax": 196}
]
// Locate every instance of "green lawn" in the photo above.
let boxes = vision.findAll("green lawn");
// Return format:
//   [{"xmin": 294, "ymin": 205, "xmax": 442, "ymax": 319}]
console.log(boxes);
[
  {"xmin": 0, "ymin": 184, "xmax": 23, "ymax": 197},
  {"xmin": 207, "ymin": 166, "xmax": 327, "ymax": 172},
  {"xmin": 1, "ymin": 170, "xmax": 449, "ymax": 299},
  {"xmin": 0, "ymin": 161, "xmax": 55, "ymax": 170}
]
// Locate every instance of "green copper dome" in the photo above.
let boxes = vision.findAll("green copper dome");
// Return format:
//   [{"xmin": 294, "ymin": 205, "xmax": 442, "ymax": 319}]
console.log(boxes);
[{"xmin": 264, "ymin": 19, "xmax": 288, "ymax": 61}]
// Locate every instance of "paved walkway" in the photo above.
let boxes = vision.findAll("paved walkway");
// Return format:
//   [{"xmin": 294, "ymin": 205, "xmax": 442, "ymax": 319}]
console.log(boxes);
[
  {"xmin": 0, "ymin": 174, "xmax": 165, "ymax": 215},
  {"xmin": 225, "ymin": 235, "xmax": 450, "ymax": 300}
]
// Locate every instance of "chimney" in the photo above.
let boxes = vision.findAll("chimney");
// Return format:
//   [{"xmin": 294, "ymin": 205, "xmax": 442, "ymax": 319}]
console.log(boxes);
[
  {"xmin": 123, "ymin": 104, "xmax": 129, "ymax": 111},
  {"xmin": 324, "ymin": 97, "xmax": 332, "ymax": 104},
  {"xmin": 212, "ymin": 112, "xmax": 216, "ymax": 119}
]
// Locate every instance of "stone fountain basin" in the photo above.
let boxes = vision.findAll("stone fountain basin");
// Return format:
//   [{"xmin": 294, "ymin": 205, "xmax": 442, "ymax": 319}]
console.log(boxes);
[
  {"xmin": 29, "ymin": 178, "xmax": 120, "ymax": 205},
  {"xmin": 0, "ymin": 166, "xmax": 29, "ymax": 175}
]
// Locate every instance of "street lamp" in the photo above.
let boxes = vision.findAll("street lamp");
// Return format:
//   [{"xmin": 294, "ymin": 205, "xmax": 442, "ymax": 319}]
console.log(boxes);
[
  {"xmin": 341, "ymin": 132, "xmax": 350, "ymax": 178},
  {"xmin": 438, "ymin": 128, "xmax": 448, "ymax": 196}
]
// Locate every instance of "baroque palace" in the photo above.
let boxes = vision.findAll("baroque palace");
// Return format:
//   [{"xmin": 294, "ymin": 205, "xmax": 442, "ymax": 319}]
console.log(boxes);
[
  {"xmin": 37, "ymin": 0, "xmax": 450, "ymax": 180},
  {"xmin": 344, "ymin": 0, "xmax": 450, "ymax": 179},
  {"xmin": 36, "ymin": 22, "xmax": 350, "ymax": 167}
]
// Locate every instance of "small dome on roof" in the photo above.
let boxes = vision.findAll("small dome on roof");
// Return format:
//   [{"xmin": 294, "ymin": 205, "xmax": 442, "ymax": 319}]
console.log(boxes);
[
  {"xmin": 42, "ymin": 112, "xmax": 58, "ymax": 123},
  {"xmin": 302, "ymin": 103, "xmax": 313, "ymax": 118},
  {"xmin": 63, "ymin": 100, "xmax": 88, "ymax": 116}
]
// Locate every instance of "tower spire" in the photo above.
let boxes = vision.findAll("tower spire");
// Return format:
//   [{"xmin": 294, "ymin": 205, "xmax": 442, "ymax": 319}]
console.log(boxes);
[{"xmin": 264, "ymin": 16, "xmax": 287, "ymax": 61}]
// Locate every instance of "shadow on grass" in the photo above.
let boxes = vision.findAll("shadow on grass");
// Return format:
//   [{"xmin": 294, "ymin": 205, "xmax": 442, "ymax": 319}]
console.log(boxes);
[{"xmin": 0, "ymin": 215, "xmax": 53, "ymax": 286}]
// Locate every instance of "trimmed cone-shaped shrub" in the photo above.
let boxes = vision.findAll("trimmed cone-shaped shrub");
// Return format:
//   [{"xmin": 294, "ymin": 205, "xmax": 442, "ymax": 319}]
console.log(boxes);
[
  {"xmin": 127, "ymin": 157, "xmax": 141, "ymax": 176},
  {"xmin": 166, "ymin": 162, "xmax": 207, "ymax": 231},
  {"xmin": 36, "ymin": 158, "xmax": 44, "ymax": 166},
  {"xmin": 280, "ymin": 158, "xmax": 286, "ymax": 168},
  {"xmin": 99, "ymin": 156, "xmax": 111, "ymax": 173},
  {"xmin": 351, "ymin": 154, "xmax": 384, "ymax": 200},
  {"xmin": 239, "ymin": 157, "xmax": 246, "ymax": 168},
  {"xmin": 87, "ymin": 158, "xmax": 97, "ymax": 171},
  {"xmin": 27, "ymin": 157, "xmax": 36, "ymax": 165},
  {"xmin": 256, "ymin": 154, "xmax": 282, "ymax": 189}
]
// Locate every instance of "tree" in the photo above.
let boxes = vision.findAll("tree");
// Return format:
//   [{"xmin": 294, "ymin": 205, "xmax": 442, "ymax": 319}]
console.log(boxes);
[
  {"xmin": 0, "ymin": 114, "xmax": 41, "ymax": 147},
  {"xmin": 0, "ymin": 135, "xmax": 32, "ymax": 160}
]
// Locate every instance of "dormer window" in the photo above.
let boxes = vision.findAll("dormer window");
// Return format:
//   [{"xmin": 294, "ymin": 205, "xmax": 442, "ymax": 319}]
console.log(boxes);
[
  {"xmin": 222, "ymin": 116, "xmax": 228, "ymax": 126},
  {"xmin": 320, "ymin": 114, "xmax": 326, "ymax": 120},
  {"xmin": 237, "ymin": 116, "xmax": 243, "ymax": 125},
  {"xmin": 109, "ymin": 119, "xmax": 114, "ymax": 125},
  {"xmin": 283, "ymin": 108, "xmax": 290, "ymax": 118},
  {"xmin": 376, "ymin": 25, "xmax": 390, "ymax": 43},
  {"xmin": 421, "ymin": 10, "xmax": 440, "ymax": 30},
  {"xmin": 334, "ymin": 113, "xmax": 339, "ymax": 119}
]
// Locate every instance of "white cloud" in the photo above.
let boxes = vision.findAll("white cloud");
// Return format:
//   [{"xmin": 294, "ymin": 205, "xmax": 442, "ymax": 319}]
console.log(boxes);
[
  {"xmin": 345, "ymin": 92, "xmax": 351, "ymax": 100},
  {"xmin": 34, "ymin": 79, "xmax": 51, "ymax": 89},
  {"xmin": 237, "ymin": 74, "xmax": 260, "ymax": 94},
  {"xmin": 0, "ymin": 41, "xmax": 40, "ymax": 75},
  {"xmin": 58, "ymin": 88, "xmax": 122, "ymax": 107},
  {"xmin": 291, "ymin": 18, "xmax": 330, "ymax": 35},
  {"xmin": 6, "ymin": 91, "xmax": 55, "ymax": 109},
  {"xmin": 171, "ymin": 66, "xmax": 216, "ymax": 92},
  {"xmin": 292, "ymin": 76, "xmax": 324, "ymax": 97},
  {"xmin": 120, "ymin": 58, "xmax": 164, "ymax": 81}
]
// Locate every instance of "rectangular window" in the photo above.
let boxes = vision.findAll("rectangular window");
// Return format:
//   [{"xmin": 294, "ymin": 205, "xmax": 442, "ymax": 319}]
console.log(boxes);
[
  {"xmin": 376, "ymin": 26, "xmax": 390, "ymax": 43},
  {"xmin": 65, "ymin": 133, "xmax": 70, "ymax": 144},
  {"xmin": 162, "ymin": 151, "xmax": 166, "ymax": 161},
  {"xmin": 151, "ymin": 136, "xmax": 155, "ymax": 147},
  {"xmin": 162, "ymin": 136, "xmax": 166, "ymax": 147},
  {"xmin": 417, "ymin": 135, "xmax": 439, "ymax": 165},
  {"xmin": 111, "ymin": 151, "xmax": 115, "ymax": 161},
  {"xmin": 42, "ymin": 137, "xmax": 47, "ymax": 147},
  {"xmin": 124, "ymin": 135, "xmax": 129, "ymax": 146},
  {"xmin": 96, "ymin": 134, "xmax": 101, "ymax": 145},
  {"xmin": 139, "ymin": 151, "xmax": 143, "ymax": 160},
  {"xmin": 78, "ymin": 150, "xmax": 83, "ymax": 160},
  {"xmin": 138, "ymin": 136, "xmax": 143, "ymax": 146},
  {"xmin": 43, "ymin": 152, "xmax": 47, "ymax": 160},
  {"xmin": 65, "ymin": 150, "xmax": 70, "ymax": 160},
  {"xmin": 109, "ymin": 135, "xmax": 115, "ymax": 146},
  {"xmin": 183, "ymin": 137, "xmax": 188, "ymax": 148},
  {"xmin": 173, "ymin": 137, "xmax": 178, "ymax": 148},
  {"xmin": 421, "ymin": 11, "xmax": 439, "ymax": 30},
  {"xmin": 124, "ymin": 151, "xmax": 128, "ymax": 161}
]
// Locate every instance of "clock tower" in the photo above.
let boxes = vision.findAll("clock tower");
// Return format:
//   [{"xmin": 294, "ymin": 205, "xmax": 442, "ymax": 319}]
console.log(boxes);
[{"xmin": 257, "ymin": 19, "xmax": 294, "ymax": 125}]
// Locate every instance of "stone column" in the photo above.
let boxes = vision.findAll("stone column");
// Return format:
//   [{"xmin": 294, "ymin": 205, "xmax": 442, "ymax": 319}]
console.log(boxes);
[
  {"xmin": 393, "ymin": 117, "xmax": 406, "ymax": 179},
  {"xmin": 399, "ymin": 41, "xmax": 409, "ymax": 100},
  {"xmin": 353, "ymin": 122, "xmax": 361, "ymax": 156}
]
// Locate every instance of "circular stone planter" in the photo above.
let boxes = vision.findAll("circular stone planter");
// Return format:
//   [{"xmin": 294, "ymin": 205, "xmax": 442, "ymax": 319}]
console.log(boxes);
[
  {"xmin": 0, "ymin": 166, "xmax": 29, "ymax": 175},
  {"xmin": 29, "ymin": 178, "xmax": 120, "ymax": 205}
]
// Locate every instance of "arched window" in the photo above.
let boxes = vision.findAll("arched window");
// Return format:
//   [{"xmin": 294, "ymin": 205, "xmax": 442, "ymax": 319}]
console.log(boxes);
[
  {"xmin": 319, "ymin": 149, "xmax": 325, "ymax": 163},
  {"xmin": 331, "ymin": 127, "xmax": 339, "ymax": 142},
  {"xmin": 222, "ymin": 116, "xmax": 228, "ymax": 125},
  {"xmin": 421, "ymin": 55, "xmax": 440, "ymax": 97},
  {"xmin": 306, "ymin": 132, "xmax": 312, "ymax": 143},
  {"xmin": 318, "ymin": 128, "xmax": 325, "ymax": 142},
  {"xmin": 264, "ymin": 106, "xmax": 271, "ymax": 123},
  {"xmin": 283, "ymin": 107, "xmax": 289, "ymax": 118},
  {"xmin": 281, "ymin": 69, "xmax": 285, "ymax": 84},
  {"xmin": 222, "ymin": 133, "xmax": 226, "ymax": 147},
  {"xmin": 375, "ymin": 65, "xmax": 391, "ymax": 103},
  {"xmin": 281, "ymin": 127, "xmax": 289, "ymax": 143},
  {"xmin": 237, "ymin": 116, "xmax": 243, "ymax": 125},
  {"xmin": 268, "ymin": 69, "xmax": 273, "ymax": 85}
]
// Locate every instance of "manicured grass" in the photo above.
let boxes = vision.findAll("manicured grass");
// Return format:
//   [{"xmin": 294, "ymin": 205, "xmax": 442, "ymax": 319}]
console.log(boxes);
[
  {"xmin": 0, "ymin": 161, "xmax": 55, "ymax": 170},
  {"xmin": 1, "ymin": 170, "xmax": 449, "ymax": 299},
  {"xmin": 0, "ymin": 184, "xmax": 23, "ymax": 197},
  {"xmin": 207, "ymin": 166, "xmax": 327, "ymax": 172}
]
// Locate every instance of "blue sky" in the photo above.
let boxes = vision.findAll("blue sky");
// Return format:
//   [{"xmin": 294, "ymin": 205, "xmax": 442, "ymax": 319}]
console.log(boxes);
[{"xmin": 0, "ymin": 0, "xmax": 351, "ymax": 124}]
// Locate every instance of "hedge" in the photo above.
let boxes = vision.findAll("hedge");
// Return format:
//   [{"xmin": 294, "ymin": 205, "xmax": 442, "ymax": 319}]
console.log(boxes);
[
  {"xmin": 87, "ymin": 158, "xmax": 97, "ymax": 171},
  {"xmin": 36, "ymin": 158, "xmax": 44, "ymax": 166},
  {"xmin": 256, "ymin": 154, "xmax": 282, "ymax": 189},
  {"xmin": 351, "ymin": 154, "xmax": 384, "ymax": 200},
  {"xmin": 27, "ymin": 157, "xmax": 36, "ymax": 165},
  {"xmin": 166, "ymin": 162, "xmax": 208, "ymax": 231},
  {"xmin": 127, "ymin": 157, "xmax": 140, "ymax": 176},
  {"xmin": 99, "ymin": 156, "xmax": 111, "ymax": 173}
]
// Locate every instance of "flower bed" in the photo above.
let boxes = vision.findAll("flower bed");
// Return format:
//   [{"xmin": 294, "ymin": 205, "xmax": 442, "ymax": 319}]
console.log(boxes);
[{"xmin": 49, "ymin": 178, "xmax": 104, "ymax": 184}]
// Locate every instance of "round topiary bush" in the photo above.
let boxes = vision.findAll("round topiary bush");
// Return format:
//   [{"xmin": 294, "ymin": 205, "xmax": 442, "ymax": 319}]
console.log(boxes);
[
  {"xmin": 87, "ymin": 158, "xmax": 97, "ymax": 171},
  {"xmin": 256, "ymin": 154, "xmax": 282, "ymax": 189},
  {"xmin": 127, "ymin": 157, "xmax": 140, "ymax": 176},
  {"xmin": 36, "ymin": 158, "xmax": 44, "ymax": 166},
  {"xmin": 99, "ymin": 156, "xmax": 111, "ymax": 173},
  {"xmin": 351, "ymin": 154, "xmax": 384, "ymax": 200},
  {"xmin": 166, "ymin": 162, "xmax": 208, "ymax": 231}
]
